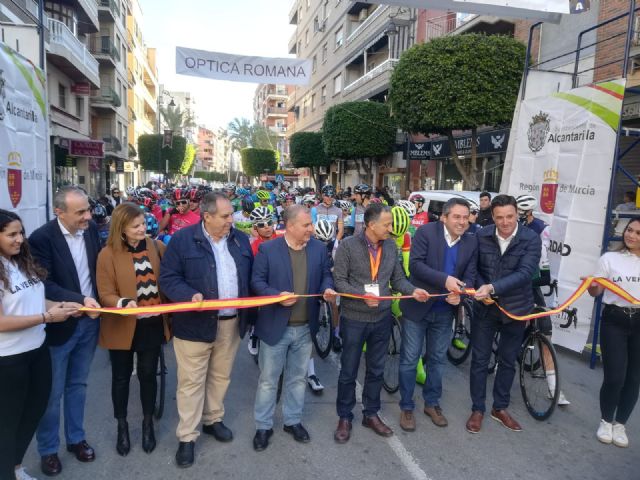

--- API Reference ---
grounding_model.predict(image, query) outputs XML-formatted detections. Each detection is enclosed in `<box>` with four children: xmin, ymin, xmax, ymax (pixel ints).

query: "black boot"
<box><xmin>142</xmin><ymin>415</ymin><xmax>156</xmax><ymax>453</ymax></box>
<box><xmin>116</xmin><ymin>418</ymin><xmax>130</xmax><ymax>456</ymax></box>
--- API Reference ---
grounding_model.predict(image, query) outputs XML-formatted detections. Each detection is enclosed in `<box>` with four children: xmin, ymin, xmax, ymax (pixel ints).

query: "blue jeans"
<box><xmin>36</xmin><ymin>317</ymin><xmax>99</xmax><ymax>455</ymax></box>
<box><xmin>399</xmin><ymin>309</ymin><xmax>453</xmax><ymax>410</ymax></box>
<box><xmin>254</xmin><ymin>325</ymin><xmax>312</xmax><ymax>430</ymax></box>
<box><xmin>469</xmin><ymin>306</ymin><xmax>526</xmax><ymax>413</ymax></box>
<box><xmin>336</xmin><ymin>315</ymin><xmax>391</xmax><ymax>421</ymax></box>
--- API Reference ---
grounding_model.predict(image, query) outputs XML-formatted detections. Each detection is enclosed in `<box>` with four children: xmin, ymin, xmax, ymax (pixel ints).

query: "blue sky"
<box><xmin>139</xmin><ymin>0</ymin><xmax>296</xmax><ymax>130</ymax></box>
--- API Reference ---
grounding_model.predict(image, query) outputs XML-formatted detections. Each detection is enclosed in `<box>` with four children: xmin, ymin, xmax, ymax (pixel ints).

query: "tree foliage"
<box><xmin>160</xmin><ymin>105</ymin><xmax>196</xmax><ymax>135</ymax></box>
<box><xmin>137</xmin><ymin>134</ymin><xmax>187</xmax><ymax>174</ymax></box>
<box><xmin>227</xmin><ymin>117</ymin><xmax>279</xmax><ymax>151</ymax></box>
<box><xmin>180</xmin><ymin>143</ymin><xmax>196</xmax><ymax>175</ymax></box>
<box><xmin>193</xmin><ymin>171</ymin><xmax>228</xmax><ymax>183</ymax></box>
<box><xmin>240</xmin><ymin>148</ymin><xmax>277</xmax><ymax>178</ymax></box>
<box><xmin>322</xmin><ymin>101</ymin><xmax>396</xmax><ymax>159</ymax></box>
<box><xmin>389</xmin><ymin>33</ymin><xmax>526</xmax><ymax>188</ymax></box>
<box><xmin>290</xmin><ymin>131</ymin><xmax>329</xmax><ymax>188</ymax></box>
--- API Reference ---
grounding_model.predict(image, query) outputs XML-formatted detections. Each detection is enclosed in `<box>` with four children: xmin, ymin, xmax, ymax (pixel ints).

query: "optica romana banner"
<box><xmin>0</xmin><ymin>43</ymin><xmax>49</xmax><ymax>235</ymax></box>
<box><xmin>176</xmin><ymin>47</ymin><xmax>312</xmax><ymax>85</ymax></box>
<box><xmin>505</xmin><ymin>79</ymin><xmax>625</xmax><ymax>352</ymax></box>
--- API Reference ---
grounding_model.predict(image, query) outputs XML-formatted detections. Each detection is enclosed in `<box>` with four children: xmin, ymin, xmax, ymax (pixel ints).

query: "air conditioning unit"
<box><xmin>358</xmin><ymin>9</ymin><xmax>369</xmax><ymax>22</ymax></box>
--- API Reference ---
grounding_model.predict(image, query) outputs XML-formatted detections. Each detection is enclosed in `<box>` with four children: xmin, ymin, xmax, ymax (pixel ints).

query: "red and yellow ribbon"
<box><xmin>78</xmin><ymin>277</ymin><xmax>636</xmax><ymax>321</ymax></box>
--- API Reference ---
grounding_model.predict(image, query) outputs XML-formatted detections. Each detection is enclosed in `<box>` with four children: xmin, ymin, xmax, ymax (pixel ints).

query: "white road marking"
<box><xmin>328</xmin><ymin>353</ymin><xmax>432</xmax><ymax>480</ymax></box>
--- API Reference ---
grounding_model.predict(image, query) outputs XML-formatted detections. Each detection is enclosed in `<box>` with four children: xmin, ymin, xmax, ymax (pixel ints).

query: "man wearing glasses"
<box><xmin>249</xmin><ymin>207</ymin><xmax>282</xmax><ymax>256</ymax></box>
<box><xmin>159</xmin><ymin>188</ymin><xmax>200</xmax><ymax>236</ymax></box>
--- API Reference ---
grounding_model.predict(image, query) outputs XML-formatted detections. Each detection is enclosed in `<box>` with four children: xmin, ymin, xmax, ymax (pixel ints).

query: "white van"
<box><xmin>409</xmin><ymin>190</ymin><xmax>498</xmax><ymax>219</ymax></box>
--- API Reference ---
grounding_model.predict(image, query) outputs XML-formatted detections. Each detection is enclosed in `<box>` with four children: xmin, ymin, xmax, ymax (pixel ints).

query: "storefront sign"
<box><xmin>622</xmin><ymin>101</ymin><xmax>640</xmax><ymax>120</ymax></box>
<box><xmin>414</xmin><ymin>129</ymin><xmax>510</xmax><ymax>160</ymax></box>
<box><xmin>69</xmin><ymin>139</ymin><xmax>104</xmax><ymax>158</ymax></box>
<box><xmin>408</xmin><ymin>142</ymin><xmax>431</xmax><ymax>160</ymax></box>
<box><xmin>115</xmin><ymin>158</ymin><xmax>125</xmax><ymax>173</ymax></box>
<box><xmin>123</xmin><ymin>161</ymin><xmax>135</xmax><ymax>173</ymax></box>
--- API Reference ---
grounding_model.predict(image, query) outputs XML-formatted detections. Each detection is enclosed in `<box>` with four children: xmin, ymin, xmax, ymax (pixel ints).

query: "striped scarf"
<box><xmin>129</xmin><ymin>239</ymin><xmax>161</xmax><ymax>319</ymax></box>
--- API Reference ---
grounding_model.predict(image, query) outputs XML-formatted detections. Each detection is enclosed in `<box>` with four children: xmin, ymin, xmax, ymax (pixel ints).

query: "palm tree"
<box><xmin>160</xmin><ymin>105</ymin><xmax>196</xmax><ymax>135</ymax></box>
<box><xmin>227</xmin><ymin>117</ymin><xmax>253</xmax><ymax>151</ymax></box>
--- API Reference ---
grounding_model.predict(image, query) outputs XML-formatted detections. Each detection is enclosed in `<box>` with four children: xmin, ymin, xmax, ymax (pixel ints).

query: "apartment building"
<box><xmin>253</xmin><ymin>83</ymin><xmax>294</xmax><ymax>164</ymax></box>
<box><xmin>1</xmin><ymin>0</ymin><xmax>104</xmax><ymax>195</ymax></box>
<box><xmin>89</xmin><ymin>0</ymin><xmax>130</xmax><ymax>194</ymax></box>
<box><xmin>163</xmin><ymin>89</ymin><xmax>197</xmax><ymax>142</ymax></box>
<box><xmin>126</xmin><ymin>0</ymin><xmax>157</xmax><ymax>187</ymax></box>
<box><xmin>196</xmin><ymin>126</ymin><xmax>215</xmax><ymax>172</ymax></box>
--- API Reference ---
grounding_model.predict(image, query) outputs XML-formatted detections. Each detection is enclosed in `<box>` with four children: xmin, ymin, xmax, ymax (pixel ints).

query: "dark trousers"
<box><xmin>470</xmin><ymin>305</ymin><xmax>526</xmax><ymax>413</ymax></box>
<box><xmin>109</xmin><ymin>347</ymin><xmax>160</xmax><ymax>419</ymax></box>
<box><xmin>337</xmin><ymin>315</ymin><xmax>391</xmax><ymax>421</ymax></box>
<box><xmin>600</xmin><ymin>306</ymin><xmax>640</xmax><ymax>424</ymax></box>
<box><xmin>0</xmin><ymin>345</ymin><xmax>51</xmax><ymax>478</ymax></box>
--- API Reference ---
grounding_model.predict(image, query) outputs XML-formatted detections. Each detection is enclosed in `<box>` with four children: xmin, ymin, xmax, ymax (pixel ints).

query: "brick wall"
<box><xmin>594</xmin><ymin>0</ymin><xmax>634</xmax><ymax>82</ymax></box>
<box><xmin>513</xmin><ymin>20</ymin><xmax>541</xmax><ymax>64</ymax></box>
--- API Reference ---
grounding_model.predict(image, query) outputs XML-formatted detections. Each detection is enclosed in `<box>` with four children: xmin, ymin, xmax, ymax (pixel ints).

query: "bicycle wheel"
<box><xmin>447</xmin><ymin>301</ymin><xmax>473</xmax><ymax>365</ymax></box>
<box><xmin>154</xmin><ymin>345</ymin><xmax>167</xmax><ymax>420</ymax></box>
<box><xmin>312</xmin><ymin>300</ymin><xmax>332</xmax><ymax>359</ymax></box>
<box><xmin>383</xmin><ymin>316</ymin><xmax>402</xmax><ymax>394</ymax></box>
<box><xmin>520</xmin><ymin>332</ymin><xmax>559</xmax><ymax>421</ymax></box>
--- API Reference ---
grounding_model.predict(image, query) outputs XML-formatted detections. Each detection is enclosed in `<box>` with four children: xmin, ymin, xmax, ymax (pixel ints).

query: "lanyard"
<box><xmin>368</xmin><ymin>248</ymin><xmax>381</xmax><ymax>282</ymax></box>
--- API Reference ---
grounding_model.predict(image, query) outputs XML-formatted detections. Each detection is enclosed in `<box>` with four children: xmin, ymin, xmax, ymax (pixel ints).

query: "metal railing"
<box><xmin>91</xmin><ymin>86</ymin><xmax>121</xmax><ymax>108</ymax></box>
<box><xmin>89</xmin><ymin>36</ymin><xmax>121</xmax><ymax>62</ymax></box>
<box><xmin>80</xmin><ymin>0</ymin><xmax>98</xmax><ymax>22</ymax></box>
<box><xmin>98</xmin><ymin>0</ymin><xmax>120</xmax><ymax>20</ymax></box>
<box><xmin>267</xmin><ymin>107</ymin><xmax>288</xmax><ymax>115</ymax></box>
<box><xmin>343</xmin><ymin>58</ymin><xmax>398</xmax><ymax>94</ymax></box>
<box><xmin>47</xmin><ymin>18</ymin><xmax>99</xmax><ymax>81</ymax></box>
<box><xmin>346</xmin><ymin>5</ymin><xmax>389</xmax><ymax>46</ymax></box>
<box><xmin>425</xmin><ymin>13</ymin><xmax>477</xmax><ymax>41</ymax></box>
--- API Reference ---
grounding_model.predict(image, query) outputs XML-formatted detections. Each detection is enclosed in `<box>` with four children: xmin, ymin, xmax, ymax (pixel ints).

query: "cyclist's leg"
<box><xmin>307</xmin><ymin>353</ymin><xmax>324</xmax><ymax>392</ymax></box>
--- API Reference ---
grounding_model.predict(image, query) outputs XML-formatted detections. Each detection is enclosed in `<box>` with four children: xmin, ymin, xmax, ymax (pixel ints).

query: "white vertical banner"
<box><xmin>505</xmin><ymin>79</ymin><xmax>625</xmax><ymax>352</ymax></box>
<box><xmin>0</xmin><ymin>43</ymin><xmax>49</xmax><ymax>235</ymax></box>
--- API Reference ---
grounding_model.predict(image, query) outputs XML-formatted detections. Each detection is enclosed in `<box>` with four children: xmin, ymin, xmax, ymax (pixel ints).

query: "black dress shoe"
<box><xmin>116</xmin><ymin>419</ymin><xmax>130</xmax><ymax>456</ymax></box>
<box><xmin>142</xmin><ymin>417</ymin><xmax>156</xmax><ymax>453</ymax></box>
<box><xmin>66</xmin><ymin>440</ymin><xmax>95</xmax><ymax>462</ymax></box>
<box><xmin>283</xmin><ymin>423</ymin><xmax>310</xmax><ymax>443</ymax></box>
<box><xmin>253</xmin><ymin>429</ymin><xmax>273</xmax><ymax>452</ymax></box>
<box><xmin>40</xmin><ymin>453</ymin><xmax>62</xmax><ymax>476</ymax></box>
<box><xmin>175</xmin><ymin>441</ymin><xmax>194</xmax><ymax>468</ymax></box>
<box><xmin>202</xmin><ymin>421</ymin><xmax>233</xmax><ymax>442</ymax></box>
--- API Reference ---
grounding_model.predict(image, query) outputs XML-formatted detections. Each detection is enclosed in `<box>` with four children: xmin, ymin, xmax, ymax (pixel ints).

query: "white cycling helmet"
<box><xmin>397</xmin><ymin>199</ymin><xmax>416</xmax><ymax>218</ymax></box>
<box><xmin>337</xmin><ymin>200</ymin><xmax>352</xmax><ymax>210</ymax></box>
<box><xmin>250</xmin><ymin>206</ymin><xmax>271</xmax><ymax>224</ymax></box>
<box><xmin>314</xmin><ymin>219</ymin><xmax>334</xmax><ymax>241</ymax></box>
<box><xmin>302</xmin><ymin>194</ymin><xmax>316</xmax><ymax>205</ymax></box>
<box><xmin>516</xmin><ymin>194</ymin><xmax>537</xmax><ymax>212</ymax></box>
<box><xmin>467</xmin><ymin>199</ymin><xmax>479</xmax><ymax>214</ymax></box>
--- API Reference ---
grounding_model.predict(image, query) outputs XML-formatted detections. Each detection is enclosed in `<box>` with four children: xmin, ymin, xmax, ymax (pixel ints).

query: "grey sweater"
<box><xmin>333</xmin><ymin>233</ymin><xmax>415</xmax><ymax>322</ymax></box>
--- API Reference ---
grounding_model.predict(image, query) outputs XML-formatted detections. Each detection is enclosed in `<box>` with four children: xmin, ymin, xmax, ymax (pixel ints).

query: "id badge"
<box><xmin>364</xmin><ymin>283</ymin><xmax>380</xmax><ymax>297</ymax></box>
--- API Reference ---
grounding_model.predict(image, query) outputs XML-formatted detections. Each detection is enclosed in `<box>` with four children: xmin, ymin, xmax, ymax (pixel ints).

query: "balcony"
<box><xmin>78</xmin><ymin>0</ymin><xmax>100</xmax><ymax>32</ymax></box>
<box><xmin>289</xmin><ymin>1</ymin><xmax>298</xmax><ymax>25</ymax></box>
<box><xmin>46</xmin><ymin>18</ymin><xmax>100</xmax><ymax>87</ymax></box>
<box><xmin>267</xmin><ymin>107</ymin><xmax>288</xmax><ymax>116</ymax></box>
<box><xmin>269</xmin><ymin>125</ymin><xmax>288</xmax><ymax>135</ymax></box>
<box><xmin>343</xmin><ymin>58</ymin><xmax>398</xmax><ymax>99</ymax></box>
<box><xmin>89</xmin><ymin>36</ymin><xmax>121</xmax><ymax>65</ymax></box>
<box><xmin>288</xmin><ymin>32</ymin><xmax>297</xmax><ymax>55</ymax></box>
<box><xmin>346</xmin><ymin>5</ymin><xmax>389</xmax><ymax>47</ymax></box>
<box><xmin>90</xmin><ymin>86</ymin><xmax>122</xmax><ymax>110</ymax></box>
<box><xmin>102</xmin><ymin>135</ymin><xmax>122</xmax><ymax>153</ymax></box>
<box><xmin>97</xmin><ymin>0</ymin><xmax>120</xmax><ymax>22</ymax></box>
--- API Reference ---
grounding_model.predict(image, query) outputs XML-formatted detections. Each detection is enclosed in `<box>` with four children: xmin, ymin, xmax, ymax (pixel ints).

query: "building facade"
<box><xmin>196</xmin><ymin>125</ymin><xmax>214</xmax><ymax>172</ymax></box>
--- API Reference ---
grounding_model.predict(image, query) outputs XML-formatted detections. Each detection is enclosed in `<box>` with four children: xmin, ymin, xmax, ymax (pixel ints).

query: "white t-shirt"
<box><xmin>594</xmin><ymin>251</ymin><xmax>640</xmax><ymax>306</ymax></box>
<box><xmin>0</xmin><ymin>258</ymin><xmax>46</xmax><ymax>356</ymax></box>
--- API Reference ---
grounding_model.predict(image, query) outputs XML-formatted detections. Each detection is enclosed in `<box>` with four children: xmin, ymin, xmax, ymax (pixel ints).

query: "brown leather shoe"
<box><xmin>66</xmin><ymin>440</ymin><xmax>95</xmax><ymax>462</ymax></box>
<box><xmin>362</xmin><ymin>415</ymin><xmax>393</xmax><ymax>437</ymax></box>
<box><xmin>334</xmin><ymin>418</ymin><xmax>352</xmax><ymax>444</ymax></box>
<box><xmin>40</xmin><ymin>453</ymin><xmax>62</xmax><ymax>476</ymax></box>
<box><xmin>490</xmin><ymin>408</ymin><xmax>522</xmax><ymax>432</ymax></box>
<box><xmin>423</xmin><ymin>405</ymin><xmax>448</xmax><ymax>427</ymax></box>
<box><xmin>399</xmin><ymin>410</ymin><xmax>416</xmax><ymax>432</ymax></box>
<box><xmin>466</xmin><ymin>411</ymin><xmax>484</xmax><ymax>434</ymax></box>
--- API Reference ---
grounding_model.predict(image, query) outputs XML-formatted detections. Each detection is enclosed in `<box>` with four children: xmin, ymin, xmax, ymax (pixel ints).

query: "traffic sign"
<box><xmin>275</xmin><ymin>174</ymin><xmax>284</xmax><ymax>183</ymax></box>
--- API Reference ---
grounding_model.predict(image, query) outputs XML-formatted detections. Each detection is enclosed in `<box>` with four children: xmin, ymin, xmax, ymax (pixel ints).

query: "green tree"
<box><xmin>240</xmin><ymin>148</ymin><xmax>277</xmax><ymax>178</ymax></box>
<box><xmin>251</xmin><ymin>124</ymin><xmax>279</xmax><ymax>150</ymax></box>
<box><xmin>180</xmin><ymin>143</ymin><xmax>197</xmax><ymax>175</ymax></box>
<box><xmin>390</xmin><ymin>34</ymin><xmax>526</xmax><ymax>189</ymax></box>
<box><xmin>193</xmin><ymin>171</ymin><xmax>228</xmax><ymax>183</ymax></box>
<box><xmin>322</xmin><ymin>101</ymin><xmax>396</xmax><ymax>183</ymax></box>
<box><xmin>289</xmin><ymin>131</ymin><xmax>329</xmax><ymax>188</ymax></box>
<box><xmin>160</xmin><ymin>105</ymin><xmax>196</xmax><ymax>135</ymax></box>
<box><xmin>137</xmin><ymin>134</ymin><xmax>187</xmax><ymax>176</ymax></box>
<box><xmin>227</xmin><ymin>117</ymin><xmax>252</xmax><ymax>150</ymax></box>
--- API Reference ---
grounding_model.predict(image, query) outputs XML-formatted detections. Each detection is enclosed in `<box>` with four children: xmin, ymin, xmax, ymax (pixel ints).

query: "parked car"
<box><xmin>409</xmin><ymin>190</ymin><xmax>498</xmax><ymax>219</ymax></box>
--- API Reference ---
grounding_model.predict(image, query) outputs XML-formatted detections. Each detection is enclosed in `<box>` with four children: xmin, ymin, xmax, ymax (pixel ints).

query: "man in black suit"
<box><xmin>29</xmin><ymin>186</ymin><xmax>101</xmax><ymax>476</ymax></box>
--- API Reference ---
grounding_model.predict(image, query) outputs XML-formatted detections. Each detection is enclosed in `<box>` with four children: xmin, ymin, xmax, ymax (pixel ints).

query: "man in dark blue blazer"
<box><xmin>399</xmin><ymin>198</ymin><xmax>477</xmax><ymax>432</ymax></box>
<box><xmin>159</xmin><ymin>192</ymin><xmax>253</xmax><ymax>468</ymax></box>
<box><xmin>29</xmin><ymin>186</ymin><xmax>102</xmax><ymax>476</ymax></box>
<box><xmin>467</xmin><ymin>194</ymin><xmax>541</xmax><ymax>435</ymax></box>
<box><xmin>251</xmin><ymin>204</ymin><xmax>336</xmax><ymax>452</ymax></box>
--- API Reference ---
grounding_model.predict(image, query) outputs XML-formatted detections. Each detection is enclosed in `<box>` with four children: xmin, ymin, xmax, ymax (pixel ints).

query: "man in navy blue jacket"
<box><xmin>160</xmin><ymin>192</ymin><xmax>253</xmax><ymax>468</ymax></box>
<box><xmin>467</xmin><ymin>194</ymin><xmax>541</xmax><ymax>434</ymax></box>
<box><xmin>251</xmin><ymin>204</ymin><xmax>336</xmax><ymax>451</ymax></box>
<box><xmin>399</xmin><ymin>198</ymin><xmax>478</xmax><ymax>432</ymax></box>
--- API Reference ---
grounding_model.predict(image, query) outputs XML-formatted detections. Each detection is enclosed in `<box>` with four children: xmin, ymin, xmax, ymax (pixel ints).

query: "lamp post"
<box><xmin>157</xmin><ymin>90</ymin><xmax>175</xmax><ymax>185</ymax></box>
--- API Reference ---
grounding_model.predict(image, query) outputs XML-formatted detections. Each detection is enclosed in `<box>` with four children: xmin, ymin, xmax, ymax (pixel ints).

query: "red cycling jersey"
<box><xmin>411</xmin><ymin>211</ymin><xmax>430</xmax><ymax>229</ymax></box>
<box><xmin>167</xmin><ymin>210</ymin><xmax>200</xmax><ymax>235</ymax></box>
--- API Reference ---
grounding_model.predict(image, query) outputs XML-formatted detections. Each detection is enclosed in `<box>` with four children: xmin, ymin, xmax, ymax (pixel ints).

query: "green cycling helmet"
<box><xmin>391</xmin><ymin>205</ymin><xmax>410</xmax><ymax>237</ymax></box>
<box><xmin>256</xmin><ymin>190</ymin><xmax>270</xmax><ymax>200</ymax></box>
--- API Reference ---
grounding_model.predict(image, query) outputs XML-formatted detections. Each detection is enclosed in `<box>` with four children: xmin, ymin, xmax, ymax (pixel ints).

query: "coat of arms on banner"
<box><xmin>7</xmin><ymin>151</ymin><xmax>22</xmax><ymax>207</ymax></box>
<box><xmin>540</xmin><ymin>168</ymin><xmax>559</xmax><ymax>214</ymax></box>
<box><xmin>527</xmin><ymin>111</ymin><xmax>550</xmax><ymax>153</ymax></box>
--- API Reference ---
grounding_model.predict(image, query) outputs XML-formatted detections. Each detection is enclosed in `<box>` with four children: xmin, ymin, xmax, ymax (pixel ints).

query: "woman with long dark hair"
<box><xmin>589</xmin><ymin>217</ymin><xmax>640</xmax><ymax>448</ymax></box>
<box><xmin>0</xmin><ymin>209</ymin><xmax>80</xmax><ymax>480</ymax></box>
<box><xmin>96</xmin><ymin>203</ymin><xmax>170</xmax><ymax>456</ymax></box>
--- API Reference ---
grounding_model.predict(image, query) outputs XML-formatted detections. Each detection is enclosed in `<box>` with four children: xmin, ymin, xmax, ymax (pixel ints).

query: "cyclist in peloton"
<box><xmin>351</xmin><ymin>183</ymin><xmax>372</xmax><ymax>235</ymax></box>
<box><xmin>233</xmin><ymin>197</ymin><xmax>255</xmax><ymax>237</ymax></box>
<box><xmin>158</xmin><ymin>188</ymin><xmax>200</xmax><ymax>236</ymax></box>
<box><xmin>516</xmin><ymin>194</ymin><xmax>570</xmax><ymax>406</ymax></box>
<box><xmin>410</xmin><ymin>194</ymin><xmax>430</xmax><ymax>232</ymax></box>
<box><xmin>249</xmin><ymin>207</ymin><xmax>282</xmax><ymax>256</ymax></box>
<box><xmin>312</xmin><ymin>185</ymin><xmax>344</xmax><ymax>242</ymax></box>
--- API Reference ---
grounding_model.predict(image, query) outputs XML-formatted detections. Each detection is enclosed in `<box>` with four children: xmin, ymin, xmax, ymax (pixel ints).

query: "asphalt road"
<box><xmin>24</xmin><ymin>341</ymin><xmax>639</xmax><ymax>480</ymax></box>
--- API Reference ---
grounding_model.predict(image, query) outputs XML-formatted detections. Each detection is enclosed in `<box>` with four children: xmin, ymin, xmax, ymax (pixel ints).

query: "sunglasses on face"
<box><xmin>113</xmin><ymin>191</ymin><xmax>120</xmax><ymax>195</ymax></box>
<box><xmin>255</xmin><ymin>221</ymin><xmax>273</xmax><ymax>228</ymax></box>
<box><xmin>176</xmin><ymin>200</ymin><xmax>189</xmax><ymax>206</ymax></box>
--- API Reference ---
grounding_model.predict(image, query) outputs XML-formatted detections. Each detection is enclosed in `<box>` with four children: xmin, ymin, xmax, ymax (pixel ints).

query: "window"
<box><xmin>311</xmin><ymin>93</ymin><xmax>316</xmax><ymax>112</ymax></box>
<box><xmin>321</xmin><ymin>85</ymin><xmax>327</xmax><ymax>104</ymax></box>
<box><xmin>302</xmin><ymin>99</ymin><xmax>308</xmax><ymax>117</ymax></box>
<box><xmin>45</xmin><ymin>2</ymin><xmax>78</xmax><ymax>35</ymax></box>
<box><xmin>312</xmin><ymin>55</ymin><xmax>317</xmax><ymax>73</ymax></box>
<box><xmin>58</xmin><ymin>83</ymin><xmax>66</xmax><ymax>110</ymax></box>
<box><xmin>322</xmin><ymin>43</ymin><xmax>328</xmax><ymax>63</ymax></box>
<box><xmin>75</xmin><ymin>97</ymin><xmax>83</xmax><ymax>119</ymax></box>
<box><xmin>305</xmin><ymin>29</ymin><xmax>309</xmax><ymax>46</ymax></box>
<box><xmin>333</xmin><ymin>73</ymin><xmax>342</xmax><ymax>94</ymax></box>
<box><xmin>335</xmin><ymin>27</ymin><xmax>343</xmax><ymax>49</ymax></box>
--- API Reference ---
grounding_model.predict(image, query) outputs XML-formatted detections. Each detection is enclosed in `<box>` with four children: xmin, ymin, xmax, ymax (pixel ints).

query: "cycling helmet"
<box><xmin>125</xmin><ymin>186</ymin><xmax>136</xmax><ymax>196</ymax></box>
<box><xmin>173</xmin><ymin>188</ymin><xmax>189</xmax><ymax>201</ymax></box>
<box><xmin>223</xmin><ymin>182</ymin><xmax>236</xmax><ymax>192</ymax></box>
<box><xmin>391</xmin><ymin>206</ymin><xmax>410</xmax><ymax>237</ymax></box>
<box><xmin>236</xmin><ymin>187</ymin><xmax>249</xmax><ymax>197</ymax></box>
<box><xmin>144</xmin><ymin>212</ymin><xmax>159</xmax><ymax>237</ymax></box>
<box><xmin>314</xmin><ymin>219</ymin><xmax>335</xmax><ymax>242</ymax></box>
<box><xmin>302</xmin><ymin>194</ymin><xmax>316</xmax><ymax>205</ymax></box>
<box><xmin>337</xmin><ymin>200</ymin><xmax>352</xmax><ymax>210</ymax></box>
<box><xmin>354</xmin><ymin>183</ymin><xmax>372</xmax><ymax>195</ymax></box>
<box><xmin>91</xmin><ymin>203</ymin><xmax>108</xmax><ymax>223</ymax></box>
<box><xmin>264</xmin><ymin>181</ymin><xmax>274</xmax><ymax>190</ymax></box>
<box><xmin>155</xmin><ymin>188</ymin><xmax>164</xmax><ymax>196</ymax></box>
<box><xmin>284</xmin><ymin>193</ymin><xmax>296</xmax><ymax>202</ymax></box>
<box><xmin>411</xmin><ymin>194</ymin><xmax>425</xmax><ymax>204</ymax></box>
<box><xmin>278</xmin><ymin>191</ymin><xmax>288</xmax><ymax>202</ymax></box>
<box><xmin>516</xmin><ymin>194</ymin><xmax>537</xmax><ymax>212</ymax></box>
<box><xmin>321</xmin><ymin>184</ymin><xmax>335</xmax><ymax>197</ymax></box>
<box><xmin>397</xmin><ymin>199</ymin><xmax>416</xmax><ymax>218</ymax></box>
<box><xmin>250</xmin><ymin>206</ymin><xmax>271</xmax><ymax>224</ymax></box>
<box><xmin>289</xmin><ymin>187</ymin><xmax>299</xmax><ymax>196</ymax></box>
<box><xmin>369</xmin><ymin>197</ymin><xmax>382</xmax><ymax>204</ymax></box>
<box><xmin>282</xmin><ymin>180</ymin><xmax>291</xmax><ymax>188</ymax></box>
<box><xmin>256</xmin><ymin>190</ymin><xmax>271</xmax><ymax>201</ymax></box>
<box><xmin>467</xmin><ymin>199</ymin><xmax>480</xmax><ymax>214</ymax></box>
<box><xmin>188</xmin><ymin>187</ymin><xmax>203</xmax><ymax>202</ymax></box>
<box><xmin>241</xmin><ymin>197</ymin><xmax>255</xmax><ymax>213</ymax></box>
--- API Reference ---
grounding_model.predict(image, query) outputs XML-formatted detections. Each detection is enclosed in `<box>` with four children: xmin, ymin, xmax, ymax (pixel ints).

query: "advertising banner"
<box><xmin>0</xmin><ymin>43</ymin><xmax>49</xmax><ymax>235</ymax></box>
<box><xmin>505</xmin><ymin>79</ymin><xmax>625</xmax><ymax>352</ymax></box>
<box><xmin>176</xmin><ymin>47</ymin><xmax>312</xmax><ymax>85</ymax></box>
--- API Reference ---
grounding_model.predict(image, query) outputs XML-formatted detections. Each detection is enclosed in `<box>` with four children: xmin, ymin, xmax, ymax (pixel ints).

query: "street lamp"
<box><xmin>157</xmin><ymin>90</ymin><xmax>175</xmax><ymax>184</ymax></box>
